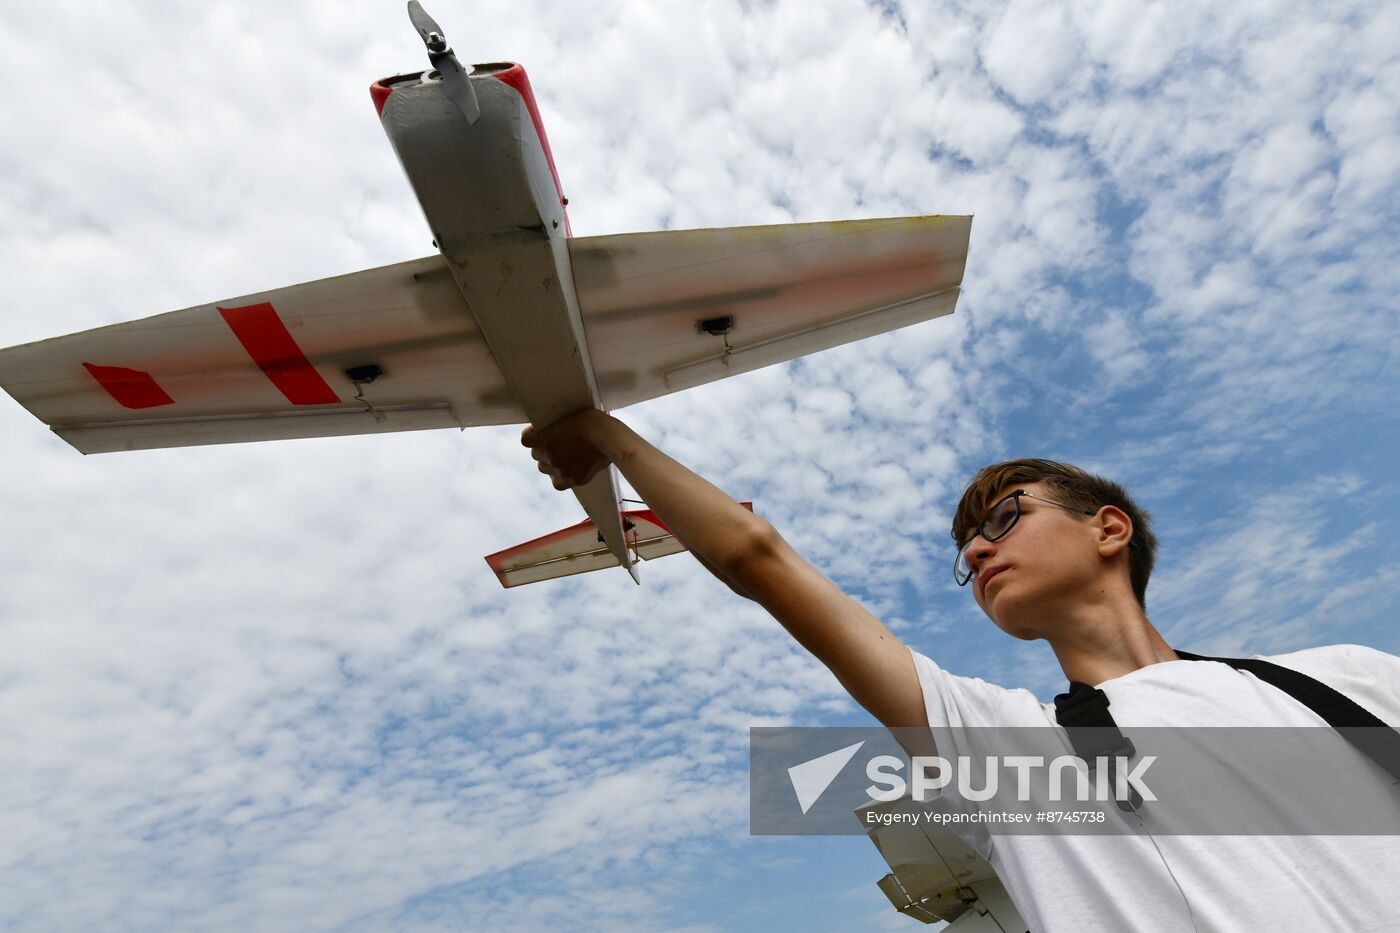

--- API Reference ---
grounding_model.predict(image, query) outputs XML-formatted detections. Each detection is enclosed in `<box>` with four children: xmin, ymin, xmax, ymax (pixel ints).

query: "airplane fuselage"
<box><xmin>372</xmin><ymin>64</ymin><xmax>633</xmax><ymax>571</ymax></box>
<box><xmin>373</xmin><ymin>63</ymin><xmax>591</xmax><ymax>422</ymax></box>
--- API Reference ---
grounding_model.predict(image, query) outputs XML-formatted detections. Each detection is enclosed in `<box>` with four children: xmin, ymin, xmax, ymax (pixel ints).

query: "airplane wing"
<box><xmin>569</xmin><ymin>215</ymin><xmax>971</xmax><ymax>410</ymax></box>
<box><xmin>486</xmin><ymin>503</ymin><xmax>752</xmax><ymax>587</ymax></box>
<box><xmin>2</xmin><ymin>213</ymin><xmax>968</xmax><ymax>584</ymax></box>
<box><xmin>0</xmin><ymin>255</ymin><xmax>518</xmax><ymax>453</ymax></box>
<box><xmin>0</xmin><ymin>215</ymin><xmax>969</xmax><ymax>455</ymax></box>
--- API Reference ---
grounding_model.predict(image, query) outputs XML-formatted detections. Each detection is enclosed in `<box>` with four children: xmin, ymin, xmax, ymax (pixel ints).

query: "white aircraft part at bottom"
<box><xmin>860</xmin><ymin>798</ymin><xmax>1028</xmax><ymax>928</ymax></box>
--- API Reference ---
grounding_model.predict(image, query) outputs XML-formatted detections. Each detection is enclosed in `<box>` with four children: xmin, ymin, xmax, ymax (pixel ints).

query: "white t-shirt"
<box><xmin>910</xmin><ymin>643</ymin><xmax>1400</xmax><ymax>933</ymax></box>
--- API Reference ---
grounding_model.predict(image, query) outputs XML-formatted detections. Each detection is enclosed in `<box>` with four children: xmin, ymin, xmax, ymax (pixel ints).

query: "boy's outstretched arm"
<box><xmin>522</xmin><ymin>408</ymin><xmax>929</xmax><ymax>729</ymax></box>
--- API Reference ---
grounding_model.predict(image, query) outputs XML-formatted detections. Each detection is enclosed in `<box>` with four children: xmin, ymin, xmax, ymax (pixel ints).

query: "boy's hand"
<box><xmin>521</xmin><ymin>408</ymin><xmax>617</xmax><ymax>490</ymax></box>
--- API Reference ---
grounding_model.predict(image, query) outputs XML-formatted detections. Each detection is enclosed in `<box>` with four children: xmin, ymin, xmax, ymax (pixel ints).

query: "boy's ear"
<box><xmin>1095</xmin><ymin>505</ymin><xmax>1134</xmax><ymax>557</ymax></box>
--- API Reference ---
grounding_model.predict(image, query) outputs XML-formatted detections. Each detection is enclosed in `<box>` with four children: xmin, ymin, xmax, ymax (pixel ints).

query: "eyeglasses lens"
<box><xmin>985</xmin><ymin>496</ymin><xmax>1019</xmax><ymax>539</ymax></box>
<box><xmin>954</xmin><ymin>495</ymin><xmax>1020</xmax><ymax>586</ymax></box>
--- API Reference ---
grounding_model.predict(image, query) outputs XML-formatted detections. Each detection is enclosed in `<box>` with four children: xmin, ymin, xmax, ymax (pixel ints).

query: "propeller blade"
<box><xmin>437</xmin><ymin>53</ymin><xmax>481</xmax><ymax>125</ymax></box>
<box><xmin>405</xmin><ymin>1</ymin><xmax>480</xmax><ymax>126</ymax></box>
<box><xmin>407</xmin><ymin>1</ymin><xmax>446</xmax><ymax>51</ymax></box>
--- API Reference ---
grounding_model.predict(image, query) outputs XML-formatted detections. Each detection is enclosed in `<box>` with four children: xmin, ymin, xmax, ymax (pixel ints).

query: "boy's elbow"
<box><xmin>721</xmin><ymin>518</ymin><xmax>788</xmax><ymax>587</ymax></box>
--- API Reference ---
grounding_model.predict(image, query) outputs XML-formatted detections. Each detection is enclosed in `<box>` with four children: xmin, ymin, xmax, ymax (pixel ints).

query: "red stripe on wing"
<box><xmin>218</xmin><ymin>302</ymin><xmax>340</xmax><ymax>405</ymax></box>
<box><xmin>82</xmin><ymin>363</ymin><xmax>175</xmax><ymax>409</ymax></box>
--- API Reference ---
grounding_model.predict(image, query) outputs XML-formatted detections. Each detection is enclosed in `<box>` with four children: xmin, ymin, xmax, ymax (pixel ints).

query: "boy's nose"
<box><xmin>964</xmin><ymin>538</ymin><xmax>997</xmax><ymax>574</ymax></box>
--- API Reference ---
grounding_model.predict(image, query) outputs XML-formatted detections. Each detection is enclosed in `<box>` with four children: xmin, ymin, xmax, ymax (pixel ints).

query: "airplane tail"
<box><xmin>485</xmin><ymin>502</ymin><xmax>753</xmax><ymax>588</ymax></box>
<box><xmin>570</xmin><ymin>466</ymin><xmax>638</xmax><ymax>582</ymax></box>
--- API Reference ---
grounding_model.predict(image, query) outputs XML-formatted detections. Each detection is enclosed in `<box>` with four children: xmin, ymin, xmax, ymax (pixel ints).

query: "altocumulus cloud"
<box><xmin>1</xmin><ymin>0</ymin><xmax>1397</xmax><ymax>929</ymax></box>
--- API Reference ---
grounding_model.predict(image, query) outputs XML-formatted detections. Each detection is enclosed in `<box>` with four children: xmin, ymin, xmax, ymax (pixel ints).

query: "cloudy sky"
<box><xmin>2</xmin><ymin>0</ymin><xmax>1397</xmax><ymax>929</ymax></box>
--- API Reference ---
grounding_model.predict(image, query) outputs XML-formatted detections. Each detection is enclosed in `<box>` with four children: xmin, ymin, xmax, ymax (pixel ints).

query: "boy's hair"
<box><xmin>951</xmin><ymin>459</ymin><xmax>1158</xmax><ymax>609</ymax></box>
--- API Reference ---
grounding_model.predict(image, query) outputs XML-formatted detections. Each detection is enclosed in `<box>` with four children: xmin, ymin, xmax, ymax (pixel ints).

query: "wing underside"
<box><xmin>0</xmin><ymin>215</ymin><xmax>970</xmax><ymax>456</ymax></box>
<box><xmin>0</xmin><ymin>255</ymin><xmax>519</xmax><ymax>453</ymax></box>
<box><xmin>570</xmin><ymin>215</ymin><xmax>971</xmax><ymax>410</ymax></box>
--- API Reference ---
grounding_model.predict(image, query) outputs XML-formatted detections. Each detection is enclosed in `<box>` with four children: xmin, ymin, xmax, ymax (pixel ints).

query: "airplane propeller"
<box><xmin>407</xmin><ymin>1</ymin><xmax>480</xmax><ymax>125</ymax></box>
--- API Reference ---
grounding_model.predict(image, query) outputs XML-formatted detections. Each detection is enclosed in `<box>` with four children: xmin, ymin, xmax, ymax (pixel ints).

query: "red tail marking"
<box><xmin>218</xmin><ymin>303</ymin><xmax>339</xmax><ymax>405</ymax></box>
<box><xmin>82</xmin><ymin>363</ymin><xmax>175</xmax><ymax>409</ymax></box>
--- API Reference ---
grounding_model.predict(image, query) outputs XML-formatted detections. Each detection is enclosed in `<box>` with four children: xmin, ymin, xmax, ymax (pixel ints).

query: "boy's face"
<box><xmin>962</xmin><ymin>481</ymin><xmax>1106</xmax><ymax>639</ymax></box>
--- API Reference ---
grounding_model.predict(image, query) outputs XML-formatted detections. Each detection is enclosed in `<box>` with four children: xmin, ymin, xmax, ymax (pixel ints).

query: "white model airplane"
<box><xmin>0</xmin><ymin>3</ymin><xmax>971</xmax><ymax>588</ymax></box>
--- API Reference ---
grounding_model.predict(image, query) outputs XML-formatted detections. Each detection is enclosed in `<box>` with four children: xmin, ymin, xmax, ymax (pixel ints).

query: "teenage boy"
<box><xmin>522</xmin><ymin>408</ymin><xmax>1400</xmax><ymax>932</ymax></box>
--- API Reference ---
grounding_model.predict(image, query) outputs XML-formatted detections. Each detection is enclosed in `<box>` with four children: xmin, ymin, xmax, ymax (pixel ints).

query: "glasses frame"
<box><xmin>954</xmin><ymin>489</ymin><xmax>1098</xmax><ymax>586</ymax></box>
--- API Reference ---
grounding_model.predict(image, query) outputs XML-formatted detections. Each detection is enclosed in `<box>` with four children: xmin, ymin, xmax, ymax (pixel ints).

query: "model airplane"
<box><xmin>0</xmin><ymin>3</ymin><xmax>971</xmax><ymax>588</ymax></box>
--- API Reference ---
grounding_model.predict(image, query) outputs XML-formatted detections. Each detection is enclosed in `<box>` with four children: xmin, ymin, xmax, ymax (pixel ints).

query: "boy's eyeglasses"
<box><xmin>954</xmin><ymin>490</ymin><xmax>1097</xmax><ymax>586</ymax></box>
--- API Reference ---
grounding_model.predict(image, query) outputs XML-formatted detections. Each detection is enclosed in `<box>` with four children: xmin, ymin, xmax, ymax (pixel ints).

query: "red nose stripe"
<box><xmin>490</xmin><ymin>64</ymin><xmax>570</xmax><ymax>236</ymax></box>
<box><xmin>218</xmin><ymin>302</ymin><xmax>339</xmax><ymax>405</ymax></box>
<box><xmin>370</xmin><ymin>82</ymin><xmax>392</xmax><ymax>116</ymax></box>
<box><xmin>82</xmin><ymin>363</ymin><xmax>175</xmax><ymax>409</ymax></box>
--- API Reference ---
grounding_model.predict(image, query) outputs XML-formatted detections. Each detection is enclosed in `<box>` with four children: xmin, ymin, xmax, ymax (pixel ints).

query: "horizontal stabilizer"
<box><xmin>485</xmin><ymin>502</ymin><xmax>753</xmax><ymax>588</ymax></box>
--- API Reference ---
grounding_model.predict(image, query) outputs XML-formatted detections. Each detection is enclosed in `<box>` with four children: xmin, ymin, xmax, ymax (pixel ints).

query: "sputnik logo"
<box><xmin>787</xmin><ymin>741</ymin><xmax>866</xmax><ymax>814</ymax></box>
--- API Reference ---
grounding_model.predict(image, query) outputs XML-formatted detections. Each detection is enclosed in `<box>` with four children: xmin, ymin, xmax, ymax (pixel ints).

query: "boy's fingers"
<box><xmin>520</xmin><ymin>426</ymin><xmax>537</xmax><ymax>447</ymax></box>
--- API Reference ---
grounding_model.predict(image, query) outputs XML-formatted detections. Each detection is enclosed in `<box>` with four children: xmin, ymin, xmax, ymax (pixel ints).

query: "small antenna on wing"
<box><xmin>346</xmin><ymin>364</ymin><xmax>387</xmax><ymax>423</ymax></box>
<box><xmin>406</xmin><ymin>1</ymin><xmax>481</xmax><ymax>125</ymax></box>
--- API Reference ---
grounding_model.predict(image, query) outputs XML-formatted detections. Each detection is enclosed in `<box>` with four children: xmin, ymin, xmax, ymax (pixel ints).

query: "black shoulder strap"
<box><xmin>1053</xmin><ymin>681</ymin><xmax>1135</xmax><ymax>756</ymax></box>
<box><xmin>1172</xmin><ymin>650</ymin><xmax>1384</xmax><ymax>725</ymax></box>
<box><xmin>1172</xmin><ymin>649</ymin><xmax>1400</xmax><ymax>783</ymax></box>
<box><xmin>1054</xmin><ymin>651</ymin><xmax>1400</xmax><ymax>785</ymax></box>
<box><xmin>1053</xmin><ymin>681</ymin><xmax>1143</xmax><ymax>811</ymax></box>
